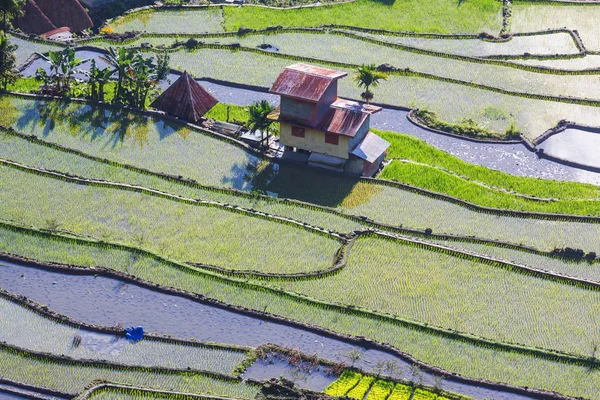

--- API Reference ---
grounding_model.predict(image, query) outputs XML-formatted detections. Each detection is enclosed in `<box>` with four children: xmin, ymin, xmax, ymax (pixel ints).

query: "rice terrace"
<box><xmin>4</xmin><ymin>0</ymin><xmax>600</xmax><ymax>399</ymax></box>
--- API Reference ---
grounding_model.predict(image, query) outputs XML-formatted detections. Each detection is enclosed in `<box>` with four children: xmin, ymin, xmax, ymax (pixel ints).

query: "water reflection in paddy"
<box><xmin>0</xmin><ymin>260</ymin><xmax>537</xmax><ymax>400</ymax></box>
<box><xmin>537</xmin><ymin>128</ymin><xmax>600</xmax><ymax>170</ymax></box>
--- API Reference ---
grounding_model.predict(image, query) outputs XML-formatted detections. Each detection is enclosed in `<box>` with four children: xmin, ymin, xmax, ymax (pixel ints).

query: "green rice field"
<box><xmin>271</xmin><ymin>235</ymin><xmax>600</xmax><ymax>357</ymax></box>
<box><xmin>0</xmin><ymin>345</ymin><xmax>259</xmax><ymax>397</ymax></box>
<box><xmin>512</xmin><ymin>2</ymin><xmax>600</xmax><ymax>51</ymax></box>
<box><xmin>2</xmin><ymin>224</ymin><xmax>600</xmax><ymax>399</ymax></box>
<box><xmin>0</xmin><ymin>164</ymin><xmax>342</xmax><ymax>274</ymax></box>
<box><xmin>0</xmin><ymin>297</ymin><xmax>248</xmax><ymax>374</ymax></box>
<box><xmin>110</xmin><ymin>8</ymin><xmax>225</xmax><ymax>34</ymax></box>
<box><xmin>5</xmin><ymin>1</ymin><xmax>600</xmax><ymax>398</ymax></box>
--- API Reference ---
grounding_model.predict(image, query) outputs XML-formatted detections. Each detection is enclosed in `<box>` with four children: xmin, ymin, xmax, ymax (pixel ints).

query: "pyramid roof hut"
<box><xmin>150</xmin><ymin>72</ymin><xmax>219</xmax><ymax>124</ymax></box>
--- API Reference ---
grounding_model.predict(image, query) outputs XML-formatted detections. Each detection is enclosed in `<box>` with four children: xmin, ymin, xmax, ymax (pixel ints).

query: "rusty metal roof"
<box><xmin>351</xmin><ymin>131</ymin><xmax>390</xmax><ymax>163</ymax></box>
<box><xmin>269</xmin><ymin>96</ymin><xmax>381</xmax><ymax>137</ymax></box>
<box><xmin>270</xmin><ymin>63</ymin><xmax>347</xmax><ymax>103</ymax></box>
<box><xmin>151</xmin><ymin>72</ymin><xmax>218</xmax><ymax>124</ymax></box>
<box><xmin>317</xmin><ymin>108</ymin><xmax>368</xmax><ymax>138</ymax></box>
<box><xmin>286</xmin><ymin>63</ymin><xmax>348</xmax><ymax>79</ymax></box>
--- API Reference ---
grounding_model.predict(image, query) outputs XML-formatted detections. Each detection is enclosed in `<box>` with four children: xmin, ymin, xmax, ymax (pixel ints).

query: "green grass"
<box><xmin>1</xmin><ymin>95</ymin><xmax>263</xmax><ymax>190</ymax></box>
<box><xmin>1</xmin><ymin>297</ymin><xmax>248</xmax><ymax>374</ymax></box>
<box><xmin>427</xmin><ymin>237</ymin><xmax>600</xmax><ymax>284</ymax></box>
<box><xmin>0</xmin><ymin>345</ymin><xmax>259</xmax><ymax>398</ymax></box>
<box><xmin>223</xmin><ymin>0</ymin><xmax>502</xmax><ymax>34</ymax></box>
<box><xmin>376</xmin><ymin>129</ymin><xmax>600</xmax><ymax>200</ymax></box>
<box><xmin>205</xmin><ymin>103</ymin><xmax>250</xmax><ymax>125</ymax></box>
<box><xmin>7</xmin><ymin>121</ymin><xmax>600</xmax><ymax>283</ymax></box>
<box><xmin>346</xmin><ymin>375</ymin><xmax>376</xmax><ymax>400</ymax></box>
<box><xmin>0</xmin><ymin>163</ymin><xmax>342</xmax><ymax>274</ymax></box>
<box><xmin>324</xmin><ymin>370</ymin><xmax>363</xmax><ymax>397</ymax></box>
<box><xmin>412</xmin><ymin>389</ymin><xmax>438</xmax><ymax>400</ymax></box>
<box><xmin>365</xmin><ymin>379</ymin><xmax>395</xmax><ymax>400</ymax></box>
<box><xmin>7</xmin><ymin>77</ymin><xmax>42</xmax><ymax>93</ymax></box>
<box><xmin>379</xmin><ymin>160</ymin><xmax>600</xmax><ymax>215</ymax></box>
<box><xmin>272</xmin><ymin>235</ymin><xmax>600</xmax><ymax>358</ymax></box>
<box><xmin>109</xmin><ymin>8</ymin><xmax>225</xmax><ymax>34</ymax></box>
<box><xmin>2</xmin><ymin>224</ymin><xmax>600</xmax><ymax>399</ymax></box>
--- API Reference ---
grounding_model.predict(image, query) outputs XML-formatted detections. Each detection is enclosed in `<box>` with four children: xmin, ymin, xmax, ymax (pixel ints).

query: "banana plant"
<box><xmin>35</xmin><ymin>48</ymin><xmax>88</xmax><ymax>95</ymax></box>
<box><xmin>100</xmin><ymin>47</ymin><xmax>136</xmax><ymax>104</ymax></box>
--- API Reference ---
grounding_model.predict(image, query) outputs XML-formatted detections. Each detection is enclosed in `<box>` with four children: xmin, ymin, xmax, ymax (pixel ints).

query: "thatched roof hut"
<box><xmin>151</xmin><ymin>72</ymin><xmax>219</xmax><ymax>124</ymax></box>
<box><xmin>14</xmin><ymin>0</ymin><xmax>92</xmax><ymax>34</ymax></box>
<box><xmin>14</xmin><ymin>0</ymin><xmax>56</xmax><ymax>34</ymax></box>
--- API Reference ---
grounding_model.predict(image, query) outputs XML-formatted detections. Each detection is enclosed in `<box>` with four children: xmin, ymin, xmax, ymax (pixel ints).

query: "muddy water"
<box><xmin>0</xmin><ymin>260</ymin><xmax>539</xmax><ymax>400</ymax></box>
<box><xmin>243</xmin><ymin>355</ymin><xmax>337</xmax><ymax>392</ymax></box>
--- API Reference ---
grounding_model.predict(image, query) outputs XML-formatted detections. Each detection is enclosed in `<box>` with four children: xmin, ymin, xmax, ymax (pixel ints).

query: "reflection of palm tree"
<box><xmin>354</xmin><ymin>64</ymin><xmax>387</xmax><ymax>104</ymax></box>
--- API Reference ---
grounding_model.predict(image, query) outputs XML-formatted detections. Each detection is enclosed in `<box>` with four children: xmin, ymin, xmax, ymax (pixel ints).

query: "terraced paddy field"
<box><xmin>512</xmin><ymin>2</ymin><xmax>600</xmax><ymax>52</ymax></box>
<box><xmin>3</xmin><ymin>226</ymin><xmax>600</xmax><ymax>399</ymax></box>
<box><xmin>11</xmin><ymin>33</ymin><xmax>600</xmax><ymax>139</ymax></box>
<box><xmin>108</xmin><ymin>0</ymin><xmax>502</xmax><ymax>34</ymax></box>
<box><xmin>5</xmin><ymin>1</ymin><xmax>600</xmax><ymax>399</ymax></box>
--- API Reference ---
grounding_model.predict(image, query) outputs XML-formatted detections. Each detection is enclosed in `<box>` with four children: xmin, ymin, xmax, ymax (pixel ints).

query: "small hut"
<box><xmin>151</xmin><ymin>72</ymin><xmax>219</xmax><ymax>124</ymax></box>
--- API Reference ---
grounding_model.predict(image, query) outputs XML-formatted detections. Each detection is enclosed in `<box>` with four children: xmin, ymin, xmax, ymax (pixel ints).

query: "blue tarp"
<box><xmin>125</xmin><ymin>326</ymin><xmax>144</xmax><ymax>341</ymax></box>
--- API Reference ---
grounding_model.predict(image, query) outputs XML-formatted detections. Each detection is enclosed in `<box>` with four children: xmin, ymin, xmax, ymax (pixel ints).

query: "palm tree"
<box><xmin>101</xmin><ymin>47</ymin><xmax>136</xmax><ymax>103</ymax></box>
<box><xmin>354</xmin><ymin>64</ymin><xmax>387</xmax><ymax>104</ymax></box>
<box><xmin>247</xmin><ymin>99</ymin><xmax>274</xmax><ymax>149</ymax></box>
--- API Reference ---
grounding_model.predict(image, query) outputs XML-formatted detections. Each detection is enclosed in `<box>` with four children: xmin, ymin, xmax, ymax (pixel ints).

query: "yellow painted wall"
<box><xmin>279</xmin><ymin>123</ymin><xmax>349</xmax><ymax>159</ymax></box>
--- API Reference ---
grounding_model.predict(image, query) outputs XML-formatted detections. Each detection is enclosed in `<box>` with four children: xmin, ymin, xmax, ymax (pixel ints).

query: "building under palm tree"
<box><xmin>267</xmin><ymin>63</ymin><xmax>389</xmax><ymax>176</ymax></box>
<box><xmin>151</xmin><ymin>71</ymin><xmax>218</xmax><ymax>124</ymax></box>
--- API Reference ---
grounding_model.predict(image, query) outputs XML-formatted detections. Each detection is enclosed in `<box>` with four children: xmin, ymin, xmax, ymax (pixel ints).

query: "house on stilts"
<box><xmin>267</xmin><ymin>63</ymin><xmax>390</xmax><ymax>177</ymax></box>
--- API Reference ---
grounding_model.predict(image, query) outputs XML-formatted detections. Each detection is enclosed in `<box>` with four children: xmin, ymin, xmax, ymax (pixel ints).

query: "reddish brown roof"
<box><xmin>151</xmin><ymin>72</ymin><xmax>219</xmax><ymax>124</ymax></box>
<box><xmin>269</xmin><ymin>97</ymin><xmax>381</xmax><ymax>137</ymax></box>
<box><xmin>40</xmin><ymin>26</ymin><xmax>71</xmax><ymax>38</ymax></box>
<box><xmin>317</xmin><ymin>108</ymin><xmax>368</xmax><ymax>138</ymax></box>
<box><xmin>14</xmin><ymin>0</ymin><xmax>56</xmax><ymax>35</ymax></box>
<box><xmin>270</xmin><ymin>63</ymin><xmax>347</xmax><ymax>103</ymax></box>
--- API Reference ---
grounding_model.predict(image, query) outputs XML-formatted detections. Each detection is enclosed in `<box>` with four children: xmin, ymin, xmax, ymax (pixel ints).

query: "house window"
<box><xmin>325</xmin><ymin>133</ymin><xmax>339</xmax><ymax>145</ymax></box>
<box><xmin>292</xmin><ymin>126</ymin><xmax>305</xmax><ymax>138</ymax></box>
